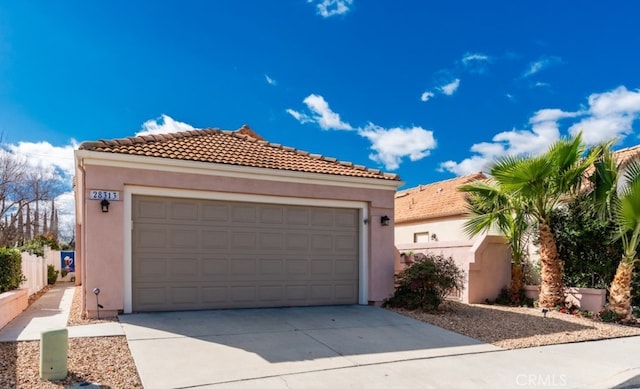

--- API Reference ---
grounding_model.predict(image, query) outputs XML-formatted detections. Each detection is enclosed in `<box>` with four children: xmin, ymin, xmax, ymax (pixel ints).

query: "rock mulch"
<box><xmin>0</xmin><ymin>284</ymin><xmax>142</xmax><ymax>388</ymax></box>
<box><xmin>390</xmin><ymin>301</ymin><xmax>640</xmax><ymax>349</ymax></box>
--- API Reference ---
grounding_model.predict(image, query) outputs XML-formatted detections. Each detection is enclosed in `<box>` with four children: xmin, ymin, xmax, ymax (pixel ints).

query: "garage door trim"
<box><xmin>122</xmin><ymin>185</ymin><xmax>369</xmax><ymax>313</ymax></box>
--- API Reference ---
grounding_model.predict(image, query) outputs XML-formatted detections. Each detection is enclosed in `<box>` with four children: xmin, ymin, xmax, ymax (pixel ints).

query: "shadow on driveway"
<box><xmin>119</xmin><ymin>305</ymin><xmax>499</xmax><ymax>388</ymax></box>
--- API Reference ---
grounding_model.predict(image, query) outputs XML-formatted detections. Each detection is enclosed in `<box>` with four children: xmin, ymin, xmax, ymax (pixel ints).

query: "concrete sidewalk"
<box><xmin>0</xmin><ymin>283</ymin><xmax>124</xmax><ymax>342</ymax></box>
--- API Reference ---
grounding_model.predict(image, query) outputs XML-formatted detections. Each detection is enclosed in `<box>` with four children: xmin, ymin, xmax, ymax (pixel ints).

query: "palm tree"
<box><xmin>587</xmin><ymin>142</ymin><xmax>640</xmax><ymax>321</ymax></box>
<box><xmin>460</xmin><ymin>178</ymin><xmax>531</xmax><ymax>297</ymax></box>
<box><xmin>486</xmin><ymin>134</ymin><xmax>600</xmax><ymax>307</ymax></box>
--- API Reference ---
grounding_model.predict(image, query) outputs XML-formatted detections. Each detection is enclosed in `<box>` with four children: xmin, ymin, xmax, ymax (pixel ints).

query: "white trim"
<box><xmin>76</xmin><ymin>149</ymin><xmax>403</xmax><ymax>191</ymax></box>
<box><xmin>123</xmin><ymin>185</ymin><xmax>370</xmax><ymax>313</ymax></box>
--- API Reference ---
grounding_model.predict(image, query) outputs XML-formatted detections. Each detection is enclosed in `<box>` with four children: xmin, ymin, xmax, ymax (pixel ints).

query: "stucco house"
<box><xmin>74</xmin><ymin>126</ymin><xmax>402</xmax><ymax>317</ymax></box>
<box><xmin>394</xmin><ymin>172</ymin><xmax>486</xmax><ymax>244</ymax></box>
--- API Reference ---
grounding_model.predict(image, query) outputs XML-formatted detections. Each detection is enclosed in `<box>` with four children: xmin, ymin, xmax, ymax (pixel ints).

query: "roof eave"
<box><xmin>75</xmin><ymin>149</ymin><xmax>404</xmax><ymax>190</ymax></box>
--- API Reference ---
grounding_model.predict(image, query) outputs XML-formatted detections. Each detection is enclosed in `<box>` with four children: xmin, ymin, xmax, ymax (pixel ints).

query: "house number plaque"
<box><xmin>89</xmin><ymin>190</ymin><xmax>121</xmax><ymax>201</ymax></box>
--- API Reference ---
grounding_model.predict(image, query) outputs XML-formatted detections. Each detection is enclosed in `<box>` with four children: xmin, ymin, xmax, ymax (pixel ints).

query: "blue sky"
<box><xmin>1</xmin><ymin>1</ymin><xmax>640</xmax><ymax>234</ymax></box>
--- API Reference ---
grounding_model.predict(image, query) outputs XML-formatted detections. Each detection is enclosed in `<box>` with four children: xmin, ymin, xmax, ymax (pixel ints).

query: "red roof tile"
<box><xmin>78</xmin><ymin>126</ymin><xmax>400</xmax><ymax>181</ymax></box>
<box><xmin>394</xmin><ymin>172</ymin><xmax>486</xmax><ymax>223</ymax></box>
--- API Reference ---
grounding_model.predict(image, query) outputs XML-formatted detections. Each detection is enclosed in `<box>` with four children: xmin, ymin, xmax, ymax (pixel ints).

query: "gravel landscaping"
<box><xmin>3</xmin><ymin>285</ymin><xmax>640</xmax><ymax>388</ymax></box>
<box><xmin>390</xmin><ymin>301</ymin><xmax>640</xmax><ymax>349</ymax></box>
<box><xmin>0</xmin><ymin>285</ymin><xmax>141</xmax><ymax>388</ymax></box>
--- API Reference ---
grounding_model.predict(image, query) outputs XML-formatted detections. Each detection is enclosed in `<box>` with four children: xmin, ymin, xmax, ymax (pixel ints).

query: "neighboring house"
<box><xmin>74</xmin><ymin>126</ymin><xmax>402</xmax><ymax>317</ymax></box>
<box><xmin>394</xmin><ymin>172</ymin><xmax>486</xmax><ymax>244</ymax></box>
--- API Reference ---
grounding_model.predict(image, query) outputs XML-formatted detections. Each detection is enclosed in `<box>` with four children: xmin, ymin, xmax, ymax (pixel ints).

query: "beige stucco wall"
<box><xmin>75</xmin><ymin>158</ymin><xmax>398</xmax><ymax>317</ymax></box>
<box><xmin>396</xmin><ymin>235</ymin><xmax>511</xmax><ymax>304</ymax></box>
<box><xmin>395</xmin><ymin>216</ymin><xmax>470</xmax><ymax>244</ymax></box>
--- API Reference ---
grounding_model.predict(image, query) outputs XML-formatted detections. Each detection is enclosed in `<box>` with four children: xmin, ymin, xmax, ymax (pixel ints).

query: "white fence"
<box><xmin>19</xmin><ymin>247</ymin><xmax>74</xmax><ymax>296</ymax></box>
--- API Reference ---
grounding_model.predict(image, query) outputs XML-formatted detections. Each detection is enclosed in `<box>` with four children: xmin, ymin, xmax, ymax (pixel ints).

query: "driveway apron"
<box><xmin>119</xmin><ymin>305</ymin><xmax>498</xmax><ymax>388</ymax></box>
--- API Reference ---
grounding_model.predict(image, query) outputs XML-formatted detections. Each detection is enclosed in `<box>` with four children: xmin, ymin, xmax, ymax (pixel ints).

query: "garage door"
<box><xmin>132</xmin><ymin>195</ymin><xmax>360</xmax><ymax>312</ymax></box>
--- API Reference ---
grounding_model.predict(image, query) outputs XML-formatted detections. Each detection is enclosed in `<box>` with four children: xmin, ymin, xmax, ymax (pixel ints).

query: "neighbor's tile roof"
<box><xmin>394</xmin><ymin>172</ymin><xmax>486</xmax><ymax>223</ymax></box>
<box><xmin>78</xmin><ymin>126</ymin><xmax>400</xmax><ymax>181</ymax></box>
<box><xmin>613</xmin><ymin>144</ymin><xmax>640</xmax><ymax>168</ymax></box>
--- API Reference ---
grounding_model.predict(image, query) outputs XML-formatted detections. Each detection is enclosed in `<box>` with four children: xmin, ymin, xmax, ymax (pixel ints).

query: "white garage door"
<box><xmin>132</xmin><ymin>195</ymin><xmax>360</xmax><ymax>312</ymax></box>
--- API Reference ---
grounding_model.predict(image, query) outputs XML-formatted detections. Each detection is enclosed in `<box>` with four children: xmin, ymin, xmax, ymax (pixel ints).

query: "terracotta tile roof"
<box><xmin>394</xmin><ymin>172</ymin><xmax>486</xmax><ymax>223</ymax></box>
<box><xmin>612</xmin><ymin>143</ymin><xmax>640</xmax><ymax>168</ymax></box>
<box><xmin>78</xmin><ymin>125</ymin><xmax>400</xmax><ymax>181</ymax></box>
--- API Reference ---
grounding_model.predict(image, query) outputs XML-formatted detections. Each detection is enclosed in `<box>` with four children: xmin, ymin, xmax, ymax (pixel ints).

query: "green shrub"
<box><xmin>384</xmin><ymin>253</ymin><xmax>464</xmax><ymax>311</ymax></box>
<box><xmin>0</xmin><ymin>248</ymin><xmax>25</xmax><ymax>293</ymax></box>
<box><xmin>20</xmin><ymin>234</ymin><xmax>61</xmax><ymax>258</ymax></box>
<box><xmin>47</xmin><ymin>264</ymin><xmax>59</xmax><ymax>285</ymax></box>
<box><xmin>60</xmin><ymin>269</ymin><xmax>69</xmax><ymax>278</ymax></box>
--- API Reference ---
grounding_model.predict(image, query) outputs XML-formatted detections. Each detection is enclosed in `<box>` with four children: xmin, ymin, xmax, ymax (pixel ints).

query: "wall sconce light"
<box><xmin>100</xmin><ymin>199</ymin><xmax>110</xmax><ymax>213</ymax></box>
<box><xmin>380</xmin><ymin>215</ymin><xmax>390</xmax><ymax>226</ymax></box>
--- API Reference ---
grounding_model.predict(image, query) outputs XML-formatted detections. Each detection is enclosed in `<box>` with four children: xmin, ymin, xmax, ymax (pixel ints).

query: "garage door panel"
<box><xmin>136</xmin><ymin>257</ymin><xmax>167</xmax><ymax>279</ymax></box>
<box><xmin>171</xmin><ymin>287</ymin><xmax>198</xmax><ymax>304</ymax></box>
<box><xmin>136</xmin><ymin>228</ymin><xmax>168</xmax><ymax>249</ymax></box>
<box><xmin>310</xmin><ymin>209</ymin><xmax>334</xmax><ymax>226</ymax></box>
<box><xmin>231</xmin><ymin>232</ymin><xmax>257</xmax><ymax>249</ymax></box>
<box><xmin>335</xmin><ymin>210</ymin><xmax>359</xmax><ymax>227</ymax></box>
<box><xmin>230</xmin><ymin>285</ymin><xmax>257</xmax><ymax>302</ymax></box>
<box><xmin>201</xmin><ymin>287</ymin><xmax>228</xmax><ymax>303</ymax></box>
<box><xmin>137</xmin><ymin>287</ymin><xmax>167</xmax><ymax>306</ymax></box>
<box><xmin>260</xmin><ymin>207</ymin><xmax>284</xmax><ymax>224</ymax></box>
<box><xmin>170</xmin><ymin>257</ymin><xmax>198</xmax><ymax>277</ymax></box>
<box><xmin>170</xmin><ymin>229</ymin><xmax>198</xmax><ymax>248</ymax></box>
<box><xmin>202</xmin><ymin>230</ymin><xmax>229</xmax><ymax>249</ymax></box>
<box><xmin>335</xmin><ymin>235</ymin><xmax>358</xmax><ymax>251</ymax></box>
<box><xmin>258</xmin><ymin>285</ymin><xmax>284</xmax><ymax>302</ymax></box>
<box><xmin>202</xmin><ymin>204</ymin><xmax>229</xmax><ymax>221</ymax></box>
<box><xmin>259</xmin><ymin>232</ymin><xmax>283</xmax><ymax>250</ymax></box>
<box><xmin>285</xmin><ymin>208</ymin><xmax>309</xmax><ymax>225</ymax></box>
<box><xmin>201</xmin><ymin>258</ymin><xmax>228</xmax><ymax>277</ymax></box>
<box><xmin>231</xmin><ymin>205</ymin><xmax>257</xmax><ymax>223</ymax></box>
<box><xmin>170</xmin><ymin>202</ymin><xmax>199</xmax><ymax>220</ymax></box>
<box><xmin>136</xmin><ymin>199</ymin><xmax>167</xmax><ymax>220</ymax></box>
<box><xmin>311</xmin><ymin>234</ymin><xmax>333</xmax><ymax>251</ymax></box>
<box><xmin>132</xmin><ymin>196</ymin><xmax>359</xmax><ymax>312</ymax></box>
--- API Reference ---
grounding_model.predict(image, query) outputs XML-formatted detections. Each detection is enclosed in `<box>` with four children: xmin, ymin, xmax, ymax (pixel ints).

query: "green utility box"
<box><xmin>40</xmin><ymin>328</ymin><xmax>68</xmax><ymax>381</ymax></box>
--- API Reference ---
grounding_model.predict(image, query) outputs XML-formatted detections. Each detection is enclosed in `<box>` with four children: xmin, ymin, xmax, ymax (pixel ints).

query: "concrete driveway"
<box><xmin>119</xmin><ymin>305</ymin><xmax>499</xmax><ymax>388</ymax></box>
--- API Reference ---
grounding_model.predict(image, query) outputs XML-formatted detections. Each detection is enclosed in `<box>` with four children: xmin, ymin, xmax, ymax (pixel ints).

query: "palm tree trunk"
<box><xmin>538</xmin><ymin>222</ymin><xmax>564</xmax><ymax>307</ymax></box>
<box><xmin>511</xmin><ymin>263</ymin><xmax>524</xmax><ymax>295</ymax></box>
<box><xmin>608</xmin><ymin>259</ymin><xmax>636</xmax><ymax>321</ymax></box>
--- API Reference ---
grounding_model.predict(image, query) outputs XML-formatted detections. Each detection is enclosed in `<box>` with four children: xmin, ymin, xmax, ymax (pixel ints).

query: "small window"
<box><xmin>413</xmin><ymin>232</ymin><xmax>430</xmax><ymax>243</ymax></box>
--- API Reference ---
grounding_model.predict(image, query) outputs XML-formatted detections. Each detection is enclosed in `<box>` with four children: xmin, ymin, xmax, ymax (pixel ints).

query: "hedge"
<box><xmin>0</xmin><ymin>247</ymin><xmax>24</xmax><ymax>293</ymax></box>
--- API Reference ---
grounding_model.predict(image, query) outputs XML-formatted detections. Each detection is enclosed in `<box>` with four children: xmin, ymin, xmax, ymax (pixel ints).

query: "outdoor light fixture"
<box><xmin>100</xmin><ymin>199</ymin><xmax>110</xmax><ymax>213</ymax></box>
<box><xmin>542</xmin><ymin>308</ymin><xmax>549</xmax><ymax>318</ymax></box>
<box><xmin>93</xmin><ymin>287</ymin><xmax>104</xmax><ymax>319</ymax></box>
<box><xmin>380</xmin><ymin>215</ymin><xmax>390</xmax><ymax>226</ymax></box>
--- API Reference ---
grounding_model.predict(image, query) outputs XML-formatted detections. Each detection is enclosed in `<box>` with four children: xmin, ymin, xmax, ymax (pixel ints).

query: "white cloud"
<box><xmin>309</xmin><ymin>0</ymin><xmax>353</xmax><ymax>17</ymax></box>
<box><xmin>461</xmin><ymin>52</ymin><xmax>490</xmax><ymax>73</ymax></box>
<box><xmin>55</xmin><ymin>191</ymin><xmax>75</xmax><ymax>242</ymax></box>
<box><xmin>286</xmin><ymin>108</ymin><xmax>313</xmax><ymax>124</ymax></box>
<box><xmin>440</xmin><ymin>79</ymin><xmax>460</xmax><ymax>95</ymax></box>
<box><xmin>420</xmin><ymin>91</ymin><xmax>435</xmax><ymax>102</ymax></box>
<box><xmin>265</xmin><ymin>74</ymin><xmax>277</xmax><ymax>86</ymax></box>
<box><xmin>569</xmin><ymin>86</ymin><xmax>640</xmax><ymax>144</ymax></box>
<box><xmin>137</xmin><ymin>114</ymin><xmax>198</xmax><ymax>136</ymax></box>
<box><xmin>7</xmin><ymin>140</ymin><xmax>77</xmax><ymax>178</ymax></box>
<box><xmin>523</xmin><ymin>55</ymin><xmax>562</xmax><ymax>77</ymax></box>
<box><xmin>439</xmin><ymin>86</ymin><xmax>640</xmax><ymax>176</ymax></box>
<box><xmin>358</xmin><ymin>123</ymin><xmax>436</xmax><ymax>170</ymax></box>
<box><xmin>288</xmin><ymin>94</ymin><xmax>436</xmax><ymax>170</ymax></box>
<box><xmin>288</xmin><ymin>94</ymin><xmax>353</xmax><ymax>130</ymax></box>
<box><xmin>462</xmin><ymin>53</ymin><xmax>489</xmax><ymax>65</ymax></box>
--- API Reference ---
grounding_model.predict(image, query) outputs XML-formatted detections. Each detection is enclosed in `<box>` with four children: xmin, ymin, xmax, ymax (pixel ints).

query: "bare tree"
<box><xmin>0</xmin><ymin>151</ymin><xmax>64</xmax><ymax>246</ymax></box>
